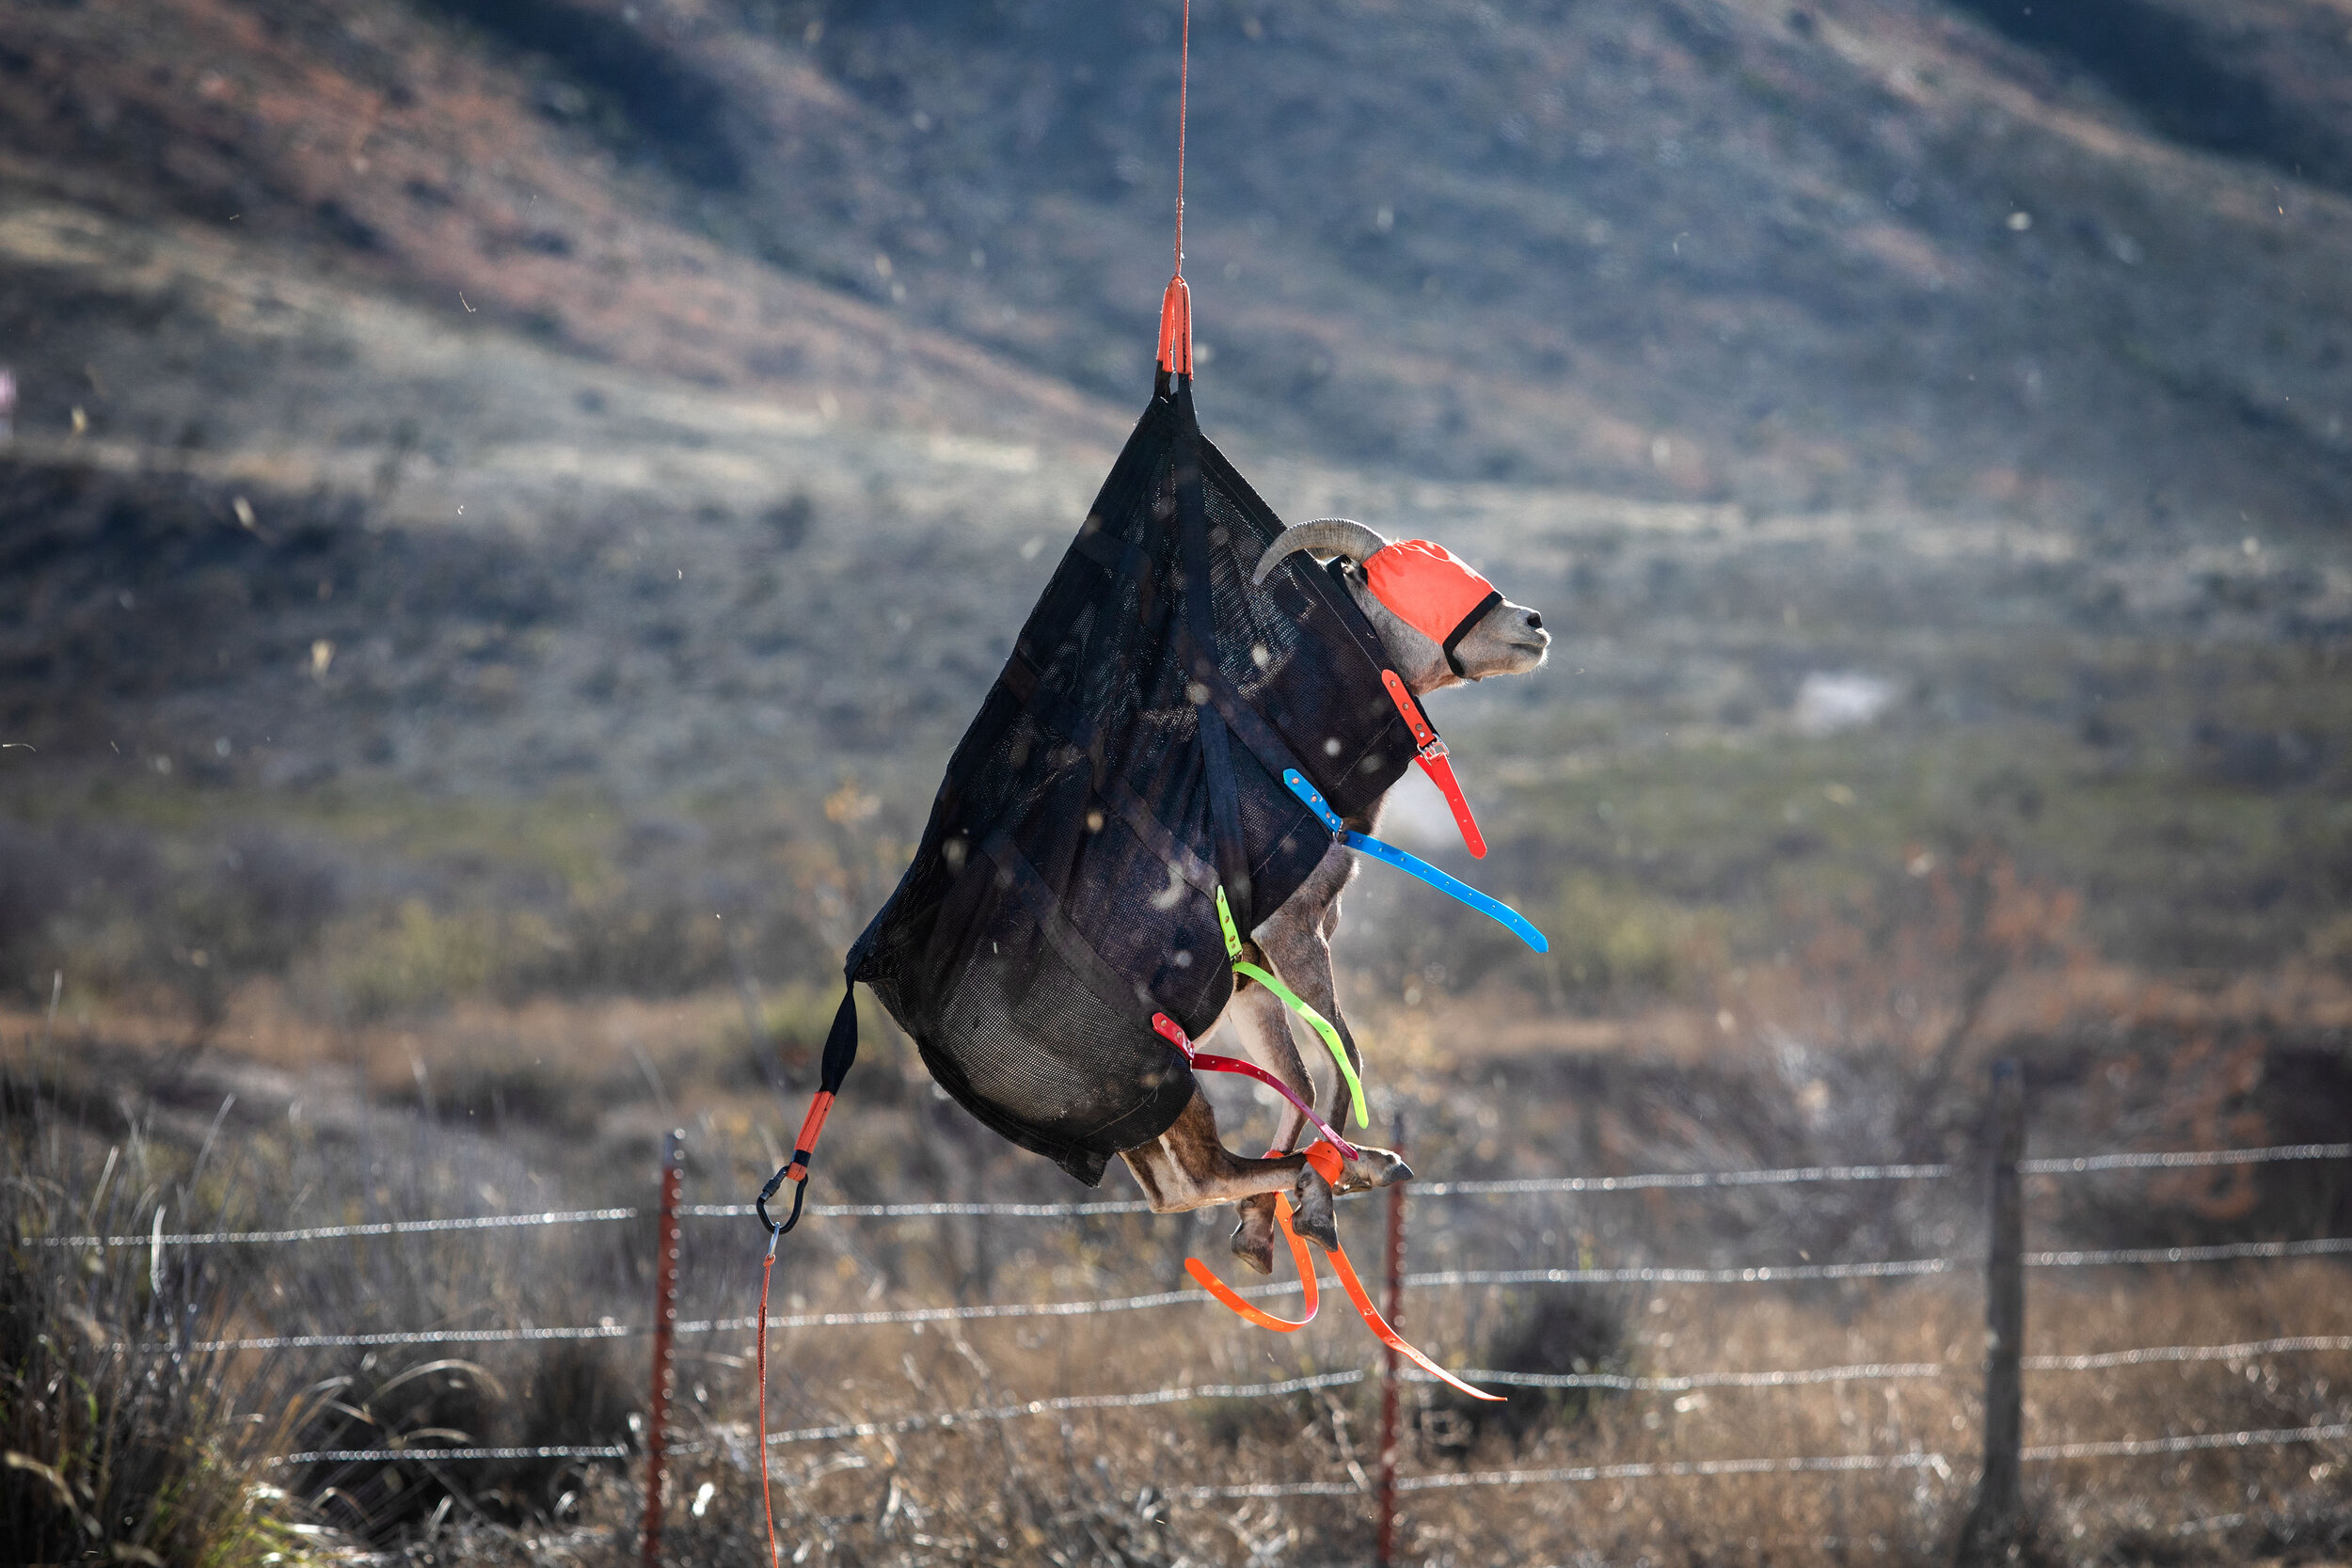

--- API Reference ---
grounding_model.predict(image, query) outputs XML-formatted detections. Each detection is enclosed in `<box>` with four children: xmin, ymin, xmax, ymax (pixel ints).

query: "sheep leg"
<box><xmin>1220</xmin><ymin>960</ymin><xmax>1319</xmax><ymax>1275</ymax></box>
<box><xmin>1117</xmin><ymin>1086</ymin><xmax>1339</xmax><ymax>1251</ymax></box>
<box><xmin>1253</xmin><ymin>886</ymin><xmax>1413</xmax><ymax>1195</ymax></box>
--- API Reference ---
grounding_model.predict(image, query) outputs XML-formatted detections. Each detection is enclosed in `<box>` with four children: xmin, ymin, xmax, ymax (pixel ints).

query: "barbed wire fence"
<box><xmin>38</xmin><ymin>1071</ymin><xmax>2352</xmax><ymax>1565</ymax></box>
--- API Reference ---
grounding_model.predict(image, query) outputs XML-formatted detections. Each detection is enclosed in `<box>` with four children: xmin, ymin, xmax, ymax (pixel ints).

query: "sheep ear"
<box><xmin>1251</xmin><ymin>519</ymin><xmax>1391</xmax><ymax>585</ymax></box>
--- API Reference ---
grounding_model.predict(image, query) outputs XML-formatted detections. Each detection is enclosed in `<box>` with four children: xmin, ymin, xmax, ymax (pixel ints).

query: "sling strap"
<box><xmin>756</xmin><ymin>978</ymin><xmax>863</xmax><ymax>1237</ymax></box>
<box><xmin>1152</xmin><ymin>1012</ymin><xmax>1360</xmax><ymax>1161</ymax></box>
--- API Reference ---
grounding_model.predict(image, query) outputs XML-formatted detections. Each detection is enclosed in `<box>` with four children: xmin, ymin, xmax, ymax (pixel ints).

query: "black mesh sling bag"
<box><xmin>785</xmin><ymin>360</ymin><xmax>1415</xmax><ymax>1193</ymax></box>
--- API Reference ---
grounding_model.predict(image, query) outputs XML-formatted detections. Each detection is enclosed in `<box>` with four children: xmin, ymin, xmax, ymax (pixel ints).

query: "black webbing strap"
<box><xmin>757</xmin><ymin>975</ymin><xmax>861</xmax><ymax>1236</ymax></box>
<box><xmin>1174</xmin><ymin>382</ymin><xmax>1253</xmax><ymax>933</ymax></box>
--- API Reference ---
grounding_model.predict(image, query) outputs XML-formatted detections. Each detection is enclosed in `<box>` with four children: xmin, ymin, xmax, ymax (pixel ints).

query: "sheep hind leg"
<box><xmin>1116</xmin><ymin>1086</ymin><xmax>1339</xmax><ymax>1252</ymax></box>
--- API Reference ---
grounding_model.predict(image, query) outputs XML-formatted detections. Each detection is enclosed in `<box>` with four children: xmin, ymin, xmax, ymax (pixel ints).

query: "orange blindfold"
<box><xmin>1359</xmin><ymin>541</ymin><xmax>1502</xmax><ymax>674</ymax></box>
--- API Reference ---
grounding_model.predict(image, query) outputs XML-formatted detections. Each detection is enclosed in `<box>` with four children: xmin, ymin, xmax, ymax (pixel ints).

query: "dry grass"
<box><xmin>452</xmin><ymin>1261</ymin><xmax>2352</xmax><ymax>1566</ymax></box>
<box><xmin>4</xmin><ymin>850</ymin><xmax>2350</xmax><ymax>1565</ymax></box>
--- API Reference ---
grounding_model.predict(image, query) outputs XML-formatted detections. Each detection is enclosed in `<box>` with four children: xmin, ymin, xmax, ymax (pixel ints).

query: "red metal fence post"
<box><xmin>1375</xmin><ymin>1111</ymin><xmax>1406</xmax><ymax>1568</ymax></box>
<box><xmin>641</xmin><ymin>1129</ymin><xmax>684</xmax><ymax>1568</ymax></box>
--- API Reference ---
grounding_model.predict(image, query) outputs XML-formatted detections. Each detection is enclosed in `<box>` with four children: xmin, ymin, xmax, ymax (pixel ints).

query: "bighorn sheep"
<box><xmin>1115</xmin><ymin>518</ymin><xmax>1549</xmax><ymax>1270</ymax></box>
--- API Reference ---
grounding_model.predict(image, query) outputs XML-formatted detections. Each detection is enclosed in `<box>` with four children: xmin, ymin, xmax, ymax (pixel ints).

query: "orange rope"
<box><xmin>757</xmin><ymin>1243</ymin><xmax>782</xmax><ymax>1567</ymax></box>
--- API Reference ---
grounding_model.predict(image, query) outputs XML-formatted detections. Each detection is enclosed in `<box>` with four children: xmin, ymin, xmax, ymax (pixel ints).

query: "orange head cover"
<box><xmin>1359</xmin><ymin>541</ymin><xmax>1502</xmax><ymax>674</ymax></box>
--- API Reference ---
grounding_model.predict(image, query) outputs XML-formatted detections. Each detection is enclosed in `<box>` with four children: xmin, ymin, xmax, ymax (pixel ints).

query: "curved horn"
<box><xmin>1251</xmin><ymin>518</ymin><xmax>1391</xmax><ymax>586</ymax></box>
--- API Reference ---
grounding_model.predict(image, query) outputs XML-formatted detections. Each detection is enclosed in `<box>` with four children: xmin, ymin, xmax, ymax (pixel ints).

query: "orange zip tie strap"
<box><xmin>1187</xmin><ymin>1144</ymin><xmax>1502</xmax><ymax>1401</ymax></box>
<box><xmin>1184</xmin><ymin>1189</ymin><xmax>1320</xmax><ymax>1330</ymax></box>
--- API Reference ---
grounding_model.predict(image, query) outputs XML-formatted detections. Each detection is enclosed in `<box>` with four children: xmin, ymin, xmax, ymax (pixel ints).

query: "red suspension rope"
<box><xmin>1156</xmin><ymin>1</ymin><xmax>1193</xmax><ymax>378</ymax></box>
<box><xmin>757</xmin><ymin>1239</ymin><xmax>782</xmax><ymax>1567</ymax></box>
<box><xmin>1175</xmin><ymin>0</ymin><xmax>1188</xmax><ymax>277</ymax></box>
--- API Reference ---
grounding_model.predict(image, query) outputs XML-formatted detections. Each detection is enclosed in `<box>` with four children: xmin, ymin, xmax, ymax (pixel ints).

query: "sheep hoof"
<box><xmin>1230</xmin><ymin>1200</ymin><xmax>1278</xmax><ymax>1275</ymax></box>
<box><xmin>1289</xmin><ymin>1164</ymin><xmax>1340</xmax><ymax>1252</ymax></box>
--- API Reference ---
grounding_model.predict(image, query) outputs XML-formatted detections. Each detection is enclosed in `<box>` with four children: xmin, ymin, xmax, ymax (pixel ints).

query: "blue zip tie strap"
<box><xmin>1283</xmin><ymin>770</ymin><xmax>1549</xmax><ymax>954</ymax></box>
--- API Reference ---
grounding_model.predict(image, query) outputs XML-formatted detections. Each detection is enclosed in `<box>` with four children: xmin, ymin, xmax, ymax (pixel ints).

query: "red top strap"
<box><xmin>1157</xmin><ymin>276</ymin><xmax>1192</xmax><ymax>379</ymax></box>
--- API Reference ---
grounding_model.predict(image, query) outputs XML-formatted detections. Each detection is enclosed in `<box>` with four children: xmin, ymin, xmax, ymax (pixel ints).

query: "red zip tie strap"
<box><xmin>756</xmin><ymin>1241</ymin><xmax>784</xmax><ymax>1568</ymax></box>
<box><xmin>1381</xmin><ymin>670</ymin><xmax>1486</xmax><ymax>858</ymax></box>
<box><xmin>1153</xmin><ymin>1013</ymin><xmax>1360</xmax><ymax>1162</ymax></box>
<box><xmin>1155</xmin><ymin>0</ymin><xmax>1193</xmax><ymax>381</ymax></box>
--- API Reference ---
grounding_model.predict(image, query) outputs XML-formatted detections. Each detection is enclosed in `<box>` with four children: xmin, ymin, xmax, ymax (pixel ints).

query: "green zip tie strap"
<box><xmin>1216</xmin><ymin>889</ymin><xmax>1368</xmax><ymax>1129</ymax></box>
<box><xmin>1215</xmin><ymin>885</ymin><xmax>1245</xmax><ymax>959</ymax></box>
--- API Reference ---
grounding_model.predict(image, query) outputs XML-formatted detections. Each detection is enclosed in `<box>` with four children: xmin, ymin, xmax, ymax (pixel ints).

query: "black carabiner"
<box><xmin>755</xmin><ymin>1160</ymin><xmax>809</xmax><ymax>1237</ymax></box>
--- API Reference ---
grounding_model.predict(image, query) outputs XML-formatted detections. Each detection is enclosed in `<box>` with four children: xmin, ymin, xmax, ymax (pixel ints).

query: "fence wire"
<box><xmin>41</xmin><ymin>1207</ymin><xmax>640</xmax><ymax>1249</ymax></box>
<box><xmin>1177</xmin><ymin>1449</ymin><xmax>1955</xmax><ymax>1501</ymax></box>
<box><xmin>1404</xmin><ymin>1258</ymin><xmax>1956</xmax><ymax>1289</ymax></box>
<box><xmin>269</xmin><ymin>1444</ymin><xmax>631</xmax><ymax>1467</ymax></box>
<box><xmin>2020</xmin><ymin>1143</ymin><xmax>2350</xmax><ymax>1175</ymax></box>
<box><xmin>2023</xmin><ymin>1420</ymin><xmax>2352</xmax><ymax>1463</ymax></box>
<box><xmin>1415</xmin><ymin>1163</ymin><xmax>1955</xmax><ymax>1196</ymax></box>
<box><xmin>1174</xmin><ymin>1418</ymin><xmax>2352</xmax><ymax>1501</ymax></box>
<box><xmin>181</xmin><ymin>1230</ymin><xmax>2352</xmax><ymax>1352</ymax></box>
<box><xmin>2026</xmin><ymin>1335</ymin><xmax>2352</xmax><ymax>1371</ymax></box>
<box><xmin>684</xmin><ymin>1200</ymin><xmax>1152</xmax><ymax>1220</ymax></box>
<box><xmin>190</xmin><ymin>1323</ymin><xmax>636</xmax><ymax>1354</ymax></box>
<box><xmin>1410</xmin><ymin>1362</ymin><xmax>1950</xmax><ymax>1392</ymax></box>
<box><xmin>2028</xmin><ymin>1237</ymin><xmax>2352</xmax><ymax>1268</ymax></box>
<box><xmin>47</xmin><ymin>1140</ymin><xmax>2345</xmax><ymax>1249</ymax></box>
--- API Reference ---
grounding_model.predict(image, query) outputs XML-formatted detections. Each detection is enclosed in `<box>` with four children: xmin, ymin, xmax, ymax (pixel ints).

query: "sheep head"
<box><xmin>1252</xmin><ymin>518</ymin><xmax>1549</xmax><ymax>694</ymax></box>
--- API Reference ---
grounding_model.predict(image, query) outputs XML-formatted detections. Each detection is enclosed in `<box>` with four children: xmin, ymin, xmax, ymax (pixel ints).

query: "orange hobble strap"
<box><xmin>1324</xmin><ymin>1225</ymin><xmax>1502</xmax><ymax>1402</ymax></box>
<box><xmin>1198</xmin><ymin>1142</ymin><xmax>1501</xmax><ymax>1401</ymax></box>
<box><xmin>1184</xmin><ymin>1192</ymin><xmax>1319</xmax><ymax>1330</ymax></box>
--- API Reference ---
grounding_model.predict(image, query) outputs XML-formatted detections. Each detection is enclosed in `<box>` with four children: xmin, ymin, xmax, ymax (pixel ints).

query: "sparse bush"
<box><xmin>291</xmin><ymin>1340</ymin><xmax>637</xmax><ymax>1544</ymax></box>
<box><xmin>305</xmin><ymin>899</ymin><xmax>517</xmax><ymax>1022</ymax></box>
<box><xmin>1428</xmin><ymin>1287</ymin><xmax>1629</xmax><ymax>1451</ymax></box>
<box><xmin>0</xmin><ymin>1074</ymin><xmax>312</xmax><ymax>1562</ymax></box>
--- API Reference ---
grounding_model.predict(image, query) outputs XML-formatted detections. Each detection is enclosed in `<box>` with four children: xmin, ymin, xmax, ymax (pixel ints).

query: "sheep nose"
<box><xmin>1525</xmin><ymin>612</ymin><xmax>1543</xmax><ymax>630</ymax></box>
